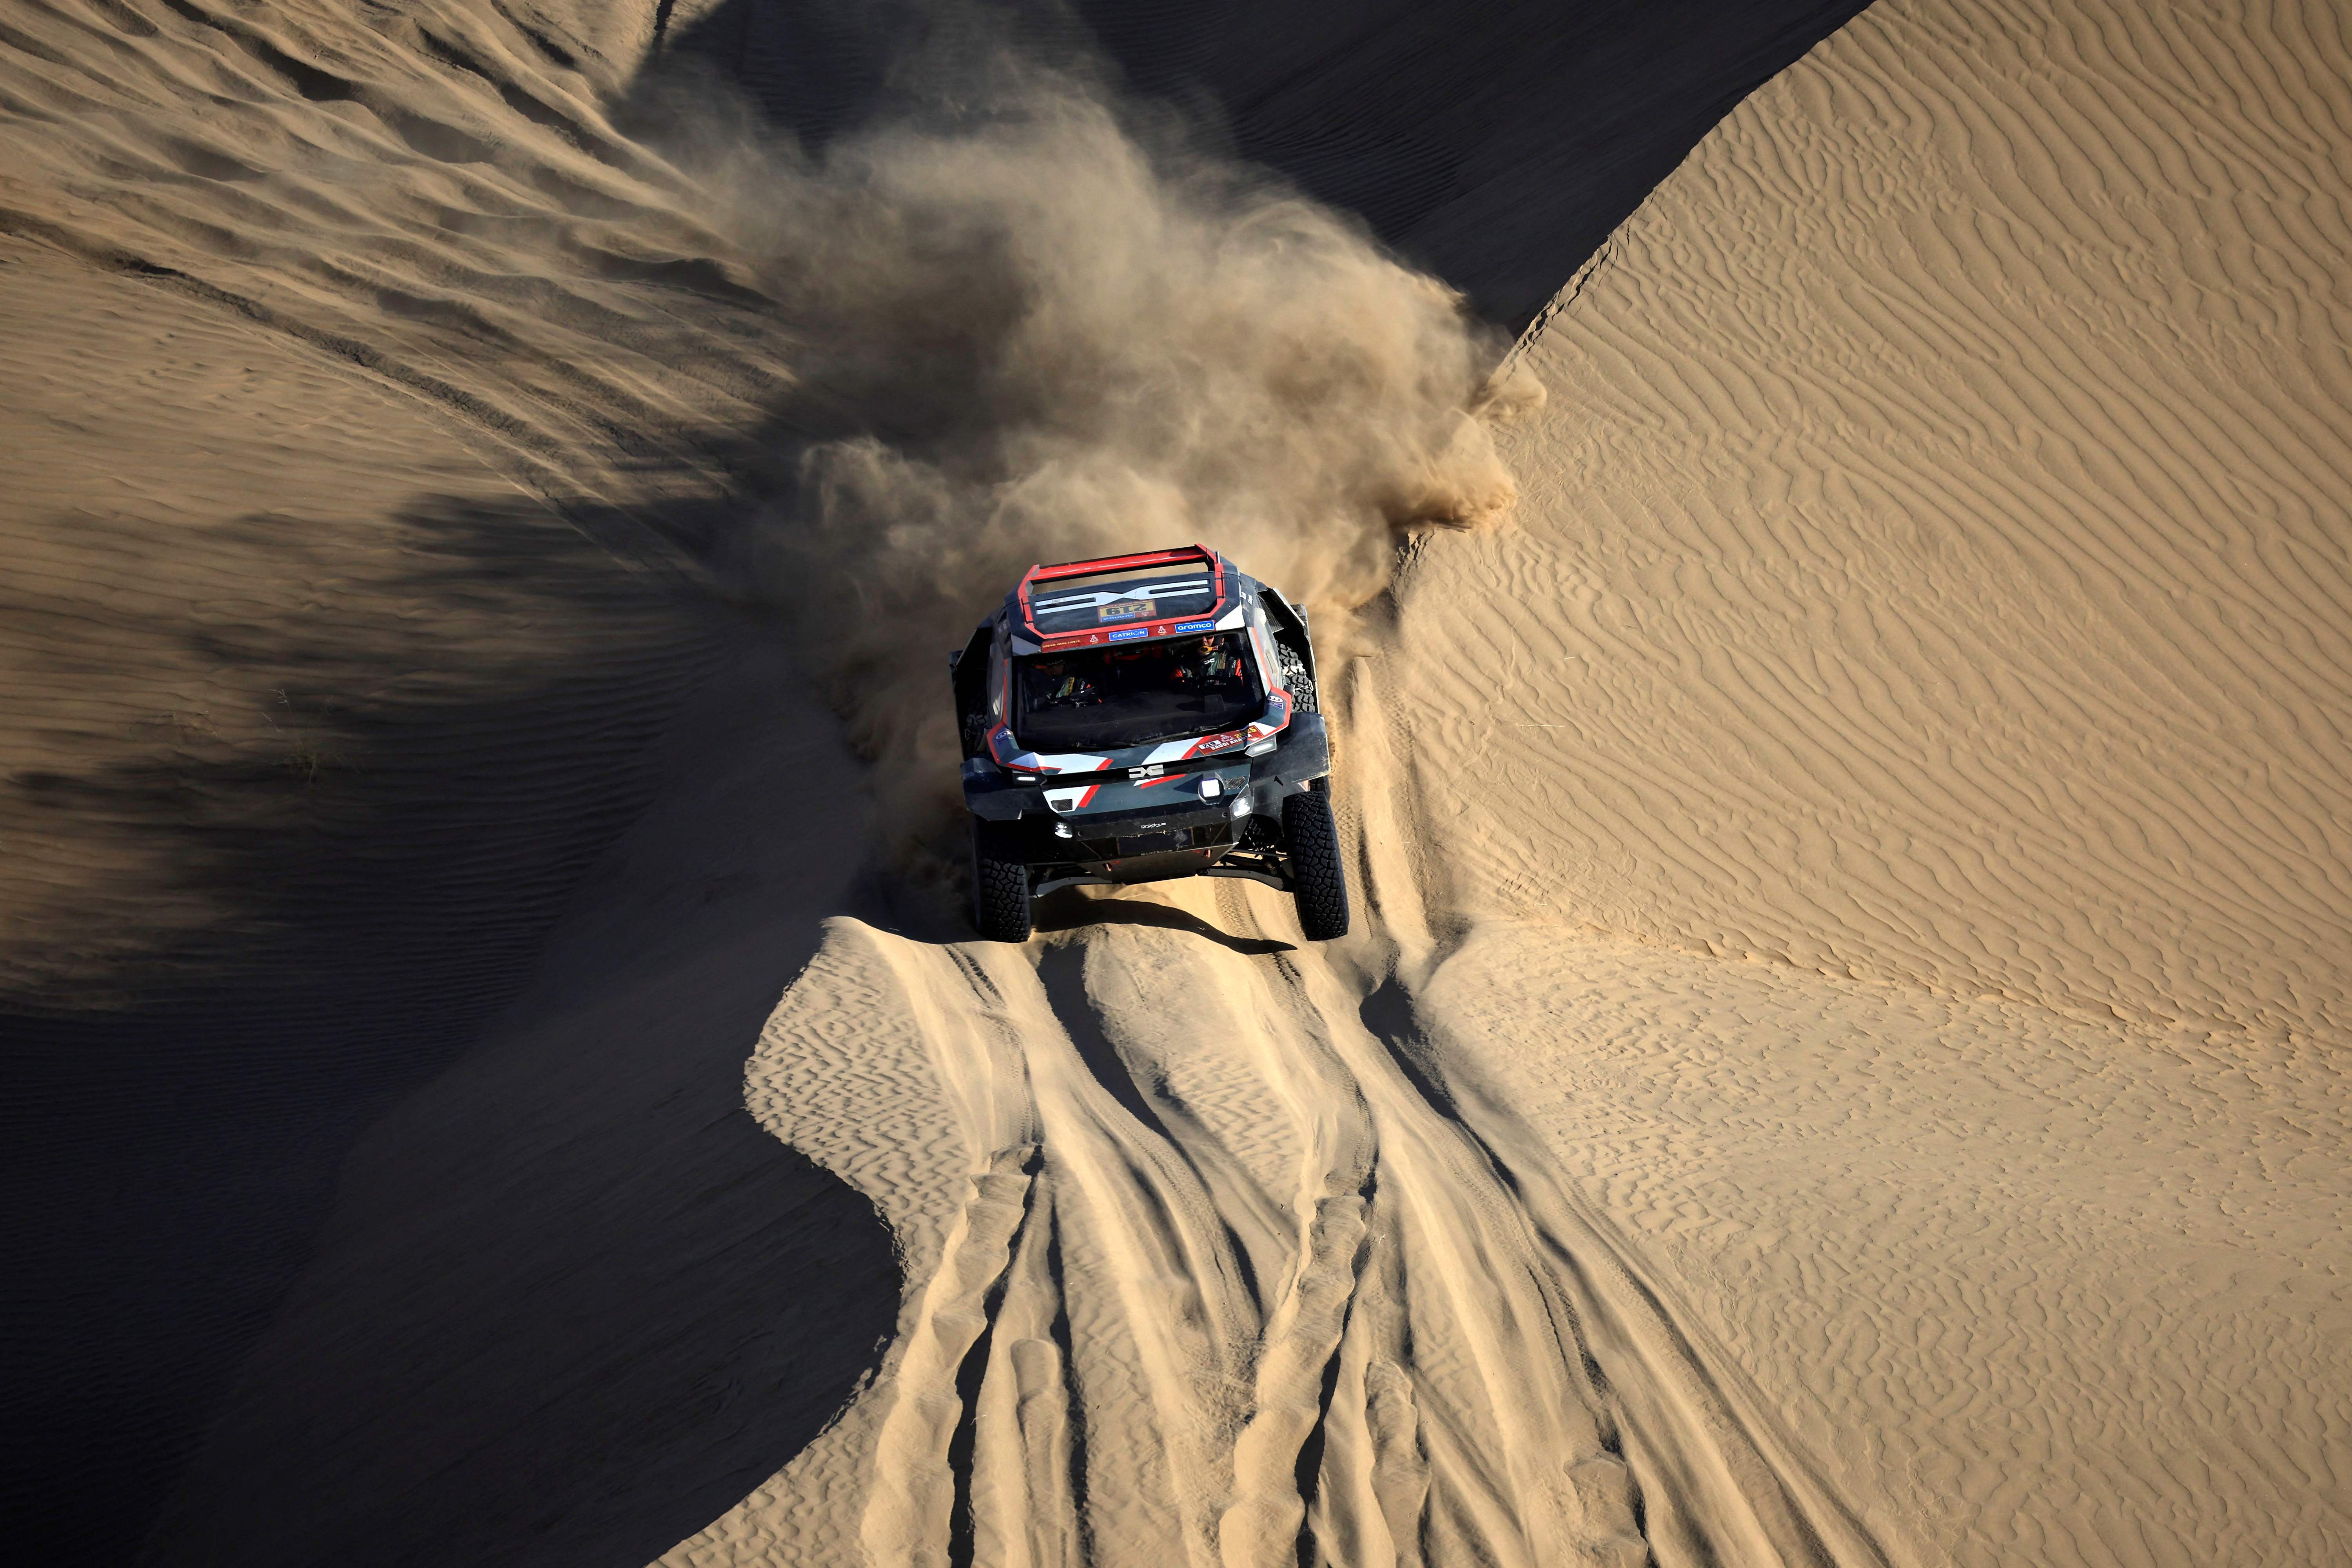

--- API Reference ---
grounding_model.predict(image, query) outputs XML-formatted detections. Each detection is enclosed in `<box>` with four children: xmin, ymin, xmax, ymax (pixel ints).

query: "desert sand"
<box><xmin>4</xmin><ymin>0</ymin><xmax>2347</xmax><ymax>1566</ymax></box>
<box><xmin>1388</xmin><ymin>2</ymin><xmax>2352</xmax><ymax>1558</ymax></box>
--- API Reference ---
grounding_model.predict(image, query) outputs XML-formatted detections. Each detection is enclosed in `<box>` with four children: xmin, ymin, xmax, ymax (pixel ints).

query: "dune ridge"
<box><xmin>1406</xmin><ymin>0</ymin><xmax>2352</xmax><ymax>1045</ymax></box>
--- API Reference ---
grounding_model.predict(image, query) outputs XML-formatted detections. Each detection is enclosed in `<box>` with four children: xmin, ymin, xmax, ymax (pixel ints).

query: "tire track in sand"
<box><xmin>679</xmin><ymin>650</ymin><xmax>1888</xmax><ymax>1568</ymax></box>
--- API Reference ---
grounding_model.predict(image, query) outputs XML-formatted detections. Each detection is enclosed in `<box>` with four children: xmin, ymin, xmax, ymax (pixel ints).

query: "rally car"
<box><xmin>948</xmin><ymin>544</ymin><xmax>1348</xmax><ymax>943</ymax></box>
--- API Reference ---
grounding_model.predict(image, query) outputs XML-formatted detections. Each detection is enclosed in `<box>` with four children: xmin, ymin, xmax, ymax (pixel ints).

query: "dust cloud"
<box><xmin>665</xmin><ymin>31</ymin><xmax>1539</xmax><ymax>837</ymax></box>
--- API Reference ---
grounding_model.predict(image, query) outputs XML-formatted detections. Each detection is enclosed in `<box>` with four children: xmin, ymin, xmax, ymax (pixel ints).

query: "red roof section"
<box><xmin>1022</xmin><ymin>544</ymin><xmax>1220</xmax><ymax>586</ymax></box>
<box><xmin>1014</xmin><ymin>544</ymin><xmax>1227</xmax><ymax>645</ymax></box>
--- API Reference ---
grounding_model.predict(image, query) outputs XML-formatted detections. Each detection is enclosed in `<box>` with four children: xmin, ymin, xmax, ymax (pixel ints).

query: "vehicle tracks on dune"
<box><xmin>690</xmin><ymin>665</ymin><xmax>1889</xmax><ymax>1568</ymax></box>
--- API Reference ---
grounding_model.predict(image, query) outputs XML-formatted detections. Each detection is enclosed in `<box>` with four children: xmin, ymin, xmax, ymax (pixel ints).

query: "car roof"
<box><xmin>1005</xmin><ymin>544</ymin><xmax>1252</xmax><ymax>652</ymax></box>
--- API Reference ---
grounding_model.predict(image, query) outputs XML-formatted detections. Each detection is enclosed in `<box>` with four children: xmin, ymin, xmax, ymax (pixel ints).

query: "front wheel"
<box><xmin>970</xmin><ymin>818</ymin><xmax>1033</xmax><ymax>942</ymax></box>
<box><xmin>1282</xmin><ymin>787</ymin><xmax>1349</xmax><ymax>941</ymax></box>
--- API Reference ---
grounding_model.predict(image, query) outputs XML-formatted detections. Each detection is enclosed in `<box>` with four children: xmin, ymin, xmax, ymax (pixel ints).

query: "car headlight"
<box><xmin>1246</xmin><ymin>739</ymin><xmax>1275</xmax><ymax>756</ymax></box>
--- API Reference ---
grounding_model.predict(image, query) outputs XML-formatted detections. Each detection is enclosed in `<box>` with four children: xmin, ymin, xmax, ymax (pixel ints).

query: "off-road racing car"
<box><xmin>949</xmin><ymin>544</ymin><xmax>1347</xmax><ymax>944</ymax></box>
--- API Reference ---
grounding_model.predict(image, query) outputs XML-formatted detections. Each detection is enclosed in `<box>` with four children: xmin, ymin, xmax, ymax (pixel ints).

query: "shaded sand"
<box><xmin>0</xmin><ymin>0</ymin><xmax>802</xmax><ymax>1555</ymax></box>
<box><xmin>0</xmin><ymin>232</ymin><xmax>736</xmax><ymax>1563</ymax></box>
<box><xmin>1</xmin><ymin>1</ymin><xmax>1883</xmax><ymax>1561</ymax></box>
<box><xmin>136</xmin><ymin>640</ymin><xmax>899</xmax><ymax>1568</ymax></box>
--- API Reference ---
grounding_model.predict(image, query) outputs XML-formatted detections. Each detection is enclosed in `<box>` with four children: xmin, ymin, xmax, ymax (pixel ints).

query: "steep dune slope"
<box><xmin>1379</xmin><ymin>0</ymin><xmax>2352</xmax><ymax>1562</ymax></box>
<box><xmin>1399</xmin><ymin>0</ymin><xmax>2352</xmax><ymax>1044</ymax></box>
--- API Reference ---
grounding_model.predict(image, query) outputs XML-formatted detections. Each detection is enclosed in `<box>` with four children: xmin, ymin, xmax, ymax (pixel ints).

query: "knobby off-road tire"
<box><xmin>970</xmin><ymin>818</ymin><xmax>1033</xmax><ymax>942</ymax></box>
<box><xmin>1276</xmin><ymin>642</ymin><xmax>1317</xmax><ymax>714</ymax></box>
<box><xmin>1282</xmin><ymin>785</ymin><xmax>1349</xmax><ymax>941</ymax></box>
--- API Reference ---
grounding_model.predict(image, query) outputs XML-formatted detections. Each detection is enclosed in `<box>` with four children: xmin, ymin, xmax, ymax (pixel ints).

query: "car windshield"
<box><xmin>1015</xmin><ymin>633</ymin><xmax>1264</xmax><ymax>751</ymax></box>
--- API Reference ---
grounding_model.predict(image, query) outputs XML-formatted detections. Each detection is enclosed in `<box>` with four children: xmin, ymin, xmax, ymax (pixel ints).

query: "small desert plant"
<box><xmin>263</xmin><ymin>689</ymin><xmax>351</xmax><ymax>784</ymax></box>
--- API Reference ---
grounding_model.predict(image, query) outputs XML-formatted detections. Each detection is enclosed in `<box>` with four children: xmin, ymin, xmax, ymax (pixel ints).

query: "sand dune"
<box><xmin>1403</xmin><ymin>0</ymin><xmax>2352</xmax><ymax>1045</ymax></box>
<box><xmin>1379</xmin><ymin>0</ymin><xmax>2352</xmax><ymax>1561</ymax></box>
<box><xmin>1425</xmin><ymin>924</ymin><xmax>2349</xmax><ymax>1566</ymax></box>
<box><xmin>6</xmin><ymin>0</ymin><xmax>2347</xmax><ymax>1564</ymax></box>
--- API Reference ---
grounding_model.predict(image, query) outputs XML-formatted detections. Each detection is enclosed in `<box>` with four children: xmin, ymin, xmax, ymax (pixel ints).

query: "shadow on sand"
<box><xmin>1033</xmin><ymin>887</ymin><xmax>1296</xmax><ymax>957</ymax></box>
<box><xmin>128</xmin><ymin>598</ymin><xmax>897</xmax><ymax>1568</ymax></box>
<box><xmin>2</xmin><ymin>493</ymin><xmax>895</xmax><ymax>1568</ymax></box>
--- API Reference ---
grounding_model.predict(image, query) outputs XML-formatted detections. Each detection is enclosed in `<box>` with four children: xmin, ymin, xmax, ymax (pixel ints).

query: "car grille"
<box><xmin>1078</xmin><ymin>821</ymin><xmax>1232</xmax><ymax>860</ymax></box>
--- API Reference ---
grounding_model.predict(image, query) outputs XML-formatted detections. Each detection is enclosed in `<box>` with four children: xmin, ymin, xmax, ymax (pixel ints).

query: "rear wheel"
<box><xmin>970</xmin><ymin>818</ymin><xmax>1033</xmax><ymax>942</ymax></box>
<box><xmin>1282</xmin><ymin>786</ymin><xmax>1349</xmax><ymax>941</ymax></box>
<box><xmin>1276</xmin><ymin>642</ymin><xmax>1318</xmax><ymax>713</ymax></box>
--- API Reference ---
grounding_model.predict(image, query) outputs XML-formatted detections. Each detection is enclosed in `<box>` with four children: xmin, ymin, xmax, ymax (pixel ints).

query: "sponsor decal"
<box><xmin>1171</xmin><ymin>619</ymin><xmax>1215</xmax><ymax>633</ymax></box>
<box><xmin>1107</xmin><ymin>627</ymin><xmax>1149</xmax><ymax>642</ymax></box>
<box><xmin>1098</xmin><ymin>599</ymin><xmax>1154</xmax><ymax>622</ymax></box>
<box><xmin>1242</xmin><ymin>692</ymin><xmax>1291</xmax><ymax>744</ymax></box>
<box><xmin>1244</xmin><ymin>698</ymin><xmax>1290</xmax><ymax>744</ymax></box>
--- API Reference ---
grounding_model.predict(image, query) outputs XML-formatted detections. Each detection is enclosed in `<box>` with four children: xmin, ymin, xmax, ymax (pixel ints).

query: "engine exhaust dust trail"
<box><xmin>676</xmin><ymin>46</ymin><xmax>1882</xmax><ymax>1536</ymax></box>
<box><xmin>691</xmin><ymin>657</ymin><xmax>1888</xmax><ymax>1568</ymax></box>
<box><xmin>670</xmin><ymin>31</ymin><xmax>1538</xmax><ymax>851</ymax></box>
